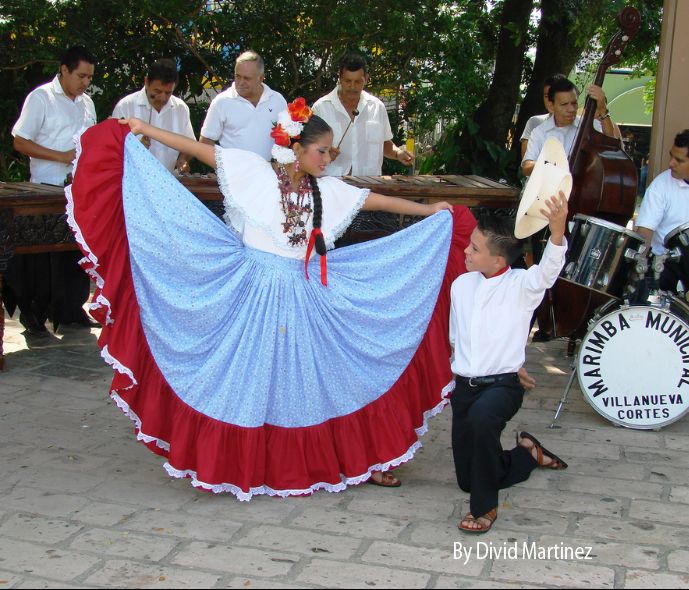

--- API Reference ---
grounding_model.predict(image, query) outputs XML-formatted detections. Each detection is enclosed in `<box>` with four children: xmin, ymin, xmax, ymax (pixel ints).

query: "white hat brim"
<box><xmin>515</xmin><ymin>137</ymin><xmax>572</xmax><ymax>239</ymax></box>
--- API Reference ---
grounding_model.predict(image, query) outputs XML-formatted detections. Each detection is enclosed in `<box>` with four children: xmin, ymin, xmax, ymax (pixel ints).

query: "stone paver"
<box><xmin>83</xmin><ymin>560</ymin><xmax>222</xmax><ymax>588</ymax></box>
<box><xmin>296</xmin><ymin>558</ymin><xmax>431</xmax><ymax>588</ymax></box>
<box><xmin>2</xmin><ymin>310</ymin><xmax>689</xmax><ymax>588</ymax></box>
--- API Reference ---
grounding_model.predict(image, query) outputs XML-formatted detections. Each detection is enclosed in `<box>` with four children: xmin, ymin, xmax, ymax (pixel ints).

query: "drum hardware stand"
<box><xmin>622</xmin><ymin>246</ymin><xmax>652</xmax><ymax>305</ymax></box>
<box><xmin>548</xmin><ymin>298</ymin><xmax>618</xmax><ymax>429</ymax></box>
<box><xmin>548</xmin><ymin>362</ymin><xmax>578</xmax><ymax>429</ymax></box>
<box><xmin>653</xmin><ymin>252</ymin><xmax>688</xmax><ymax>300</ymax></box>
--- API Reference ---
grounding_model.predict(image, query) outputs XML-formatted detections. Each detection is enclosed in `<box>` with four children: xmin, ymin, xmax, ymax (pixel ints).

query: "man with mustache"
<box><xmin>313</xmin><ymin>53</ymin><xmax>413</xmax><ymax>177</ymax></box>
<box><xmin>112</xmin><ymin>58</ymin><xmax>195</xmax><ymax>173</ymax></box>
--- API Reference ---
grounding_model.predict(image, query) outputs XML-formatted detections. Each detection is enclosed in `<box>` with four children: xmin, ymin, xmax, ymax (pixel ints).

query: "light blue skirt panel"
<box><xmin>121</xmin><ymin>136</ymin><xmax>452</xmax><ymax>429</ymax></box>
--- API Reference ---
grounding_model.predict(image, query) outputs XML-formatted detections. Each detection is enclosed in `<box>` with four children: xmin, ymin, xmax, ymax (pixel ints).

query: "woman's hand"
<box><xmin>116</xmin><ymin>117</ymin><xmax>149</xmax><ymax>137</ymax></box>
<box><xmin>428</xmin><ymin>201</ymin><xmax>453</xmax><ymax>215</ymax></box>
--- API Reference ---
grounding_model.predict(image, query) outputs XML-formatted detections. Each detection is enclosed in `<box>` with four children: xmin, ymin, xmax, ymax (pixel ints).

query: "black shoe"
<box><xmin>531</xmin><ymin>330</ymin><xmax>553</xmax><ymax>343</ymax></box>
<box><xmin>19</xmin><ymin>312</ymin><xmax>48</xmax><ymax>335</ymax></box>
<box><xmin>75</xmin><ymin>317</ymin><xmax>101</xmax><ymax>328</ymax></box>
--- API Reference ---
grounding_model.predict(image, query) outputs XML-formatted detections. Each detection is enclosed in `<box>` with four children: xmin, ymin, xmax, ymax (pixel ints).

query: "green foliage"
<box><xmin>419</xmin><ymin>119</ymin><xmax>518</xmax><ymax>182</ymax></box>
<box><xmin>592</xmin><ymin>0</ymin><xmax>663</xmax><ymax>76</ymax></box>
<box><xmin>0</xmin><ymin>0</ymin><xmax>496</xmax><ymax>180</ymax></box>
<box><xmin>0</xmin><ymin>0</ymin><xmax>662</xmax><ymax>182</ymax></box>
<box><xmin>643</xmin><ymin>77</ymin><xmax>656</xmax><ymax>114</ymax></box>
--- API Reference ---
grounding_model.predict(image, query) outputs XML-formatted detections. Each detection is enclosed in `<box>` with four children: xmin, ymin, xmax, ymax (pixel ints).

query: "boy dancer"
<box><xmin>449</xmin><ymin>192</ymin><xmax>569</xmax><ymax>534</ymax></box>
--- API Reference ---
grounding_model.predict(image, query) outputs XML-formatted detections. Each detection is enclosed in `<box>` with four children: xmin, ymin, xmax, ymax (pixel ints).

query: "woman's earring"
<box><xmin>295</xmin><ymin>160</ymin><xmax>300</xmax><ymax>173</ymax></box>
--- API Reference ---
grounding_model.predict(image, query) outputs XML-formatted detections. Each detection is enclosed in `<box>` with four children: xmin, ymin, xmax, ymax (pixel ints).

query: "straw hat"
<box><xmin>514</xmin><ymin>137</ymin><xmax>572</xmax><ymax>239</ymax></box>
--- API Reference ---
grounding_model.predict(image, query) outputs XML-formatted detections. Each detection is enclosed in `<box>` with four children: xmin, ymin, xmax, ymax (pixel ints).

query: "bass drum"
<box><xmin>577</xmin><ymin>296</ymin><xmax>689</xmax><ymax>429</ymax></box>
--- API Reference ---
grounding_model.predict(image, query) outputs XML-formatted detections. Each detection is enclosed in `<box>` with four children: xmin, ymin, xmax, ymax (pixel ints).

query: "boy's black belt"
<box><xmin>456</xmin><ymin>372</ymin><xmax>519</xmax><ymax>387</ymax></box>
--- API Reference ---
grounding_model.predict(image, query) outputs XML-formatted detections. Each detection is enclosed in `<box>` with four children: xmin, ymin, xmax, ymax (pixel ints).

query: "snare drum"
<box><xmin>560</xmin><ymin>214</ymin><xmax>645</xmax><ymax>298</ymax></box>
<box><xmin>577</xmin><ymin>295</ymin><xmax>689</xmax><ymax>429</ymax></box>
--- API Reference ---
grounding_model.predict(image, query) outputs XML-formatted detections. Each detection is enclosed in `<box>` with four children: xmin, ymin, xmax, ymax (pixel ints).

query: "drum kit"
<box><xmin>515</xmin><ymin>137</ymin><xmax>689</xmax><ymax>430</ymax></box>
<box><xmin>550</xmin><ymin>214</ymin><xmax>689</xmax><ymax>430</ymax></box>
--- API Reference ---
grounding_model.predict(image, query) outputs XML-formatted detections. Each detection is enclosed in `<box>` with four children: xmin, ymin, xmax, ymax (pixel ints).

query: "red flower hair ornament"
<box><xmin>271</xmin><ymin>97</ymin><xmax>313</xmax><ymax>164</ymax></box>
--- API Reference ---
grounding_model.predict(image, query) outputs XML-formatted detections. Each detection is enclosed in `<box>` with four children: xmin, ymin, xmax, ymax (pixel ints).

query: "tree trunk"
<box><xmin>473</xmin><ymin>0</ymin><xmax>534</xmax><ymax>145</ymax></box>
<box><xmin>513</xmin><ymin>0</ymin><xmax>609</xmax><ymax>150</ymax></box>
<box><xmin>448</xmin><ymin>0</ymin><xmax>532</xmax><ymax>180</ymax></box>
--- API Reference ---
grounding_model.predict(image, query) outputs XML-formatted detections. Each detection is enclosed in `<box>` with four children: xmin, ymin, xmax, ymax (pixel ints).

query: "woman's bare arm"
<box><xmin>362</xmin><ymin>192</ymin><xmax>451</xmax><ymax>216</ymax></box>
<box><xmin>118</xmin><ymin>118</ymin><xmax>216</xmax><ymax>169</ymax></box>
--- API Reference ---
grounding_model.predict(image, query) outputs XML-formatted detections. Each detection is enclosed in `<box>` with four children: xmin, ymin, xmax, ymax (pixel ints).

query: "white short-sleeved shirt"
<box><xmin>215</xmin><ymin>147</ymin><xmax>369</xmax><ymax>259</ymax></box>
<box><xmin>520</xmin><ymin>113</ymin><xmax>550</xmax><ymax>142</ymax></box>
<box><xmin>12</xmin><ymin>75</ymin><xmax>97</xmax><ymax>185</ymax></box>
<box><xmin>312</xmin><ymin>88</ymin><xmax>393</xmax><ymax>176</ymax></box>
<box><xmin>522</xmin><ymin>115</ymin><xmax>602</xmax><ymax>164</ymax></box>
<box><xmin>112</xmin><ymin>88</ymin><xmax>195</xmax><ymax>172</ymax></box>
<box><xmin>200</xmin><ymin>83</ymin><xmax>287</xmax><ymax>160</ymax></box>
<box><xmin>635</xmin><ymin>169</ymin><xmax>689</xmax><ymax>254</ymax></box>
<box><xmin>449</xmin><ymin>238</ymin><xmax>567</xmax><ymax>377</ymax></box>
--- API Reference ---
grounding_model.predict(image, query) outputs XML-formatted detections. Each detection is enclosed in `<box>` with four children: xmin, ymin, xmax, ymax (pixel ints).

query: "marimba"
<box><xmin>0</xmin><ymin>175</ymin><xmax>519</xmax><ymax>369</ymax></box>
<box><xmin>341</xmin><ymin>174</ymin><xmax>519</xmax><ymax>208</ymax></box>
<box><xmin>179</xmin><ymin>173</ymin><xmax>519</xmax><ymax>207</ymax></box>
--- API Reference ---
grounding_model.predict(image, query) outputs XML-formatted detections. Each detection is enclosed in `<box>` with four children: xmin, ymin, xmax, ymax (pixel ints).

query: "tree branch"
<box><xmin>156</xmin><ymin>14</ymin><xmax>225</xmax><ymax>89</ymax></box>
<box><xmin>0</xmin><ymin>58</ymin><xmax>57</xmax><ymax>71</ymax></box>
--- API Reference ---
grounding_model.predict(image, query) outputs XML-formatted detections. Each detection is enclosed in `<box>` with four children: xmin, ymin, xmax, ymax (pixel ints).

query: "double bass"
<box><xmin>538</xmin><ymin>7</ymin><xmax>642</xmax><ymax>347</ymax></box>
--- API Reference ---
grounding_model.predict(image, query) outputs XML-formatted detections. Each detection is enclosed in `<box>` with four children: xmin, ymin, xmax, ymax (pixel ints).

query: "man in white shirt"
<box><xmin>521</xmin><ymin>77</ymin><xmax>616</xmax><ymax>341</ymax></box>
<box><xmin>522</xmin><ymin>77</ymin><xmax>616</xmax><ymax>177</ymax></box>
<box><xmin>519</xmin><ymin>73</ymin><xmax>567</xmax><ymax>159</ymax></box>
<box><xmin>13</xmin><ymin>47</ymin><xmax>97</xmax><ymax>186</ymax></box>
<box><xmin>5</xmin><ymin>46</ymin><xmax>97</xmax><ymax>333</ymax></box>
<box><xmin>312</xmin><ymin>53</ymin><xmax>413</xmax><ymax>177</ymax></box>
<box><xmin>199</xmin><ymin>51</ymin><xmax>287</xmax><ymax>160</ymax></box>
<box><xmin>112</xmin><ymin>58</ymin><xmax>195</xmax><ymax>173</ymax></box>
<box><xmin>449</xmin><ymin>195</ymin><xmax>569</xmax><ymax>534</ymax></box>
<box><xmin>635</xmin><ymin>130</ymin><xmax>689</xmax><ymax>291</ymax></box>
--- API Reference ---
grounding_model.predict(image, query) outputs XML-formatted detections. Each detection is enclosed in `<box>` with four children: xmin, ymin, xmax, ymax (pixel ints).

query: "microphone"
<box><xmin>336</xmin><ymin>109</ymin><xmax>359</xmax><ymax>149</ymax></box>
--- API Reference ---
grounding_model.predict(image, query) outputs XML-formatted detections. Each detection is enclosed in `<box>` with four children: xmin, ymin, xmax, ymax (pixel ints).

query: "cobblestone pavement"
<box><xmin>1</xmin><ymin>309</ymin><xmax>689</xmax><ymax>589</ymax></box>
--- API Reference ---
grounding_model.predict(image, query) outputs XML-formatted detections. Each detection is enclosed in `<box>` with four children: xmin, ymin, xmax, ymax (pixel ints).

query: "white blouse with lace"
<box><xmin>215</xmin><ymin>147</ymin><xmax>369</xmax><ymax>259</ymax></box>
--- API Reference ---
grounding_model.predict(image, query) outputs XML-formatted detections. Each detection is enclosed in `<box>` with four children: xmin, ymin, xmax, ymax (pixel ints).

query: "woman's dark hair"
<box><xmin>477</xmin><ymin>214</ymin><xmax>524</xmax><ymax>266</ymax></box>
<box><xmin>293</xmin><ymin>114</ymin><xmax>333</xmax><ymax>255</ymax></box>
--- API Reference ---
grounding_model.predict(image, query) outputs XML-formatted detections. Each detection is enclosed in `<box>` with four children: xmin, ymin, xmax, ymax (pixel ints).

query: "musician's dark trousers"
<box><xmin>451</xmin><ymin>376</ymin><xmax>537</xmax><ymax>518</ymax></box>
<box><xmin>2</xmin><ymin>252</ymin><xmax>90</xmax><ymax>330</ymax></box>
<box><xmin>50</xmin><ymin>251</ymin><xmax>91</xmax><ymax>325</ymax></box>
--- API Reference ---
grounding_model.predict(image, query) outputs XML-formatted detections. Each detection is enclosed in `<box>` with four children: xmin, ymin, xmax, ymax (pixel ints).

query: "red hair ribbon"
<box><xmin>305</xmin><ymin>228</ymin><xmax>328</xmax><ymax>286</ymax></box>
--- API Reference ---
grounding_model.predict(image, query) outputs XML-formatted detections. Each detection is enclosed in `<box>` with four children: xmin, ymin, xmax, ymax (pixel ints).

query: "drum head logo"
<box><xmin>578</xmin><ymin>304</ymin><xmax>689</xmax><ymax>429</ymax></box>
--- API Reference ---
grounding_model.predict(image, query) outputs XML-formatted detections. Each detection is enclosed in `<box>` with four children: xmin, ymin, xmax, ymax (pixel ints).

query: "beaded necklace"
<box><xmin>276</xmin><ymin>164</ymin><xmax>313</xmax><ymax>247</ymax></box>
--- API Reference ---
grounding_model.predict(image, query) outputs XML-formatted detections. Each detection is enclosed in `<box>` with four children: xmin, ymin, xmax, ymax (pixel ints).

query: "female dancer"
<box><xmin>66</xmin><ymin>98</ymin><xmax>475</xmax><ymax>499</ymax></box>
